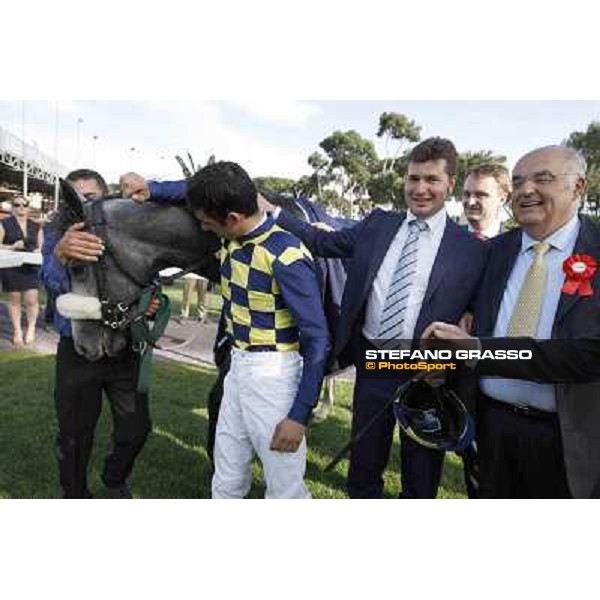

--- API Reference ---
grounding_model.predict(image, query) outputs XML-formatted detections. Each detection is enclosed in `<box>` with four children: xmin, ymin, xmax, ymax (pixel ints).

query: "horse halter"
<box><xmin>85</xmin><ymin>198</ymin><xmax>149</xmax><ymax>329</ymax></box>
<box><xmin>84</xmin><ymin>197</ymin><xmax>214</xmax><ymax>330</ymax></box>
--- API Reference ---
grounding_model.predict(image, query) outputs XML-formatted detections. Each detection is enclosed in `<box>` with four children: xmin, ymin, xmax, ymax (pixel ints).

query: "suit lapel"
<box><xmin>421</xmin><ymin>218</ymin><xmax>466</xmax><ymax>308</ymax></box>
<box><xmin>478</xmin><ymin>230</ymin><xmax>521</xmax><ymax>335</ymax></box>
<box><xmin>363</xmin><ymin>211</ymin><xmax>404</xmax><ymax>294</ymax></box>
<box><xmin>554</xmin><ymin>217</ymin><xmax>600</xmax><ymax>326</ymax></box>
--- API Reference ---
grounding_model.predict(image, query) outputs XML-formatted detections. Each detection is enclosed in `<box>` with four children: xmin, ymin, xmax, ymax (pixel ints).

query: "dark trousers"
<box><xmin>55</xmin><ymin>337</ymin><xmax>152</xmax><ymax>498</ymax></box>
<box><xmin>459</xmin><ymin>442</ymin><xmax>480</xmax><ymax>499</ymax></box>
<box><xmin>207</xmin><ymin>361</ymin><xmax>229</xmax><ymax>469</ymax></box>
<box><xmin>44</xmin><ymin>290</ymin><xmax>57</xmax><ymax>325</ymax></box>
<box><xmin>478</xmin><ymin>395</ymin><xmax>571</xmax><ymax>499</ymax></box>
<box><xmin>346</xmin><ymin>375</ymin><xmax>445</xmax><ymax>499</ymax></box>
<box><xmin>206</xmin><ymin>338</ymin><xmax>232</xmax><ymax>470</ymax></box>
<box><xmin>591</xmin><ymin>476</ymin><xmax>600</xmax><ymax>499</ymax></box>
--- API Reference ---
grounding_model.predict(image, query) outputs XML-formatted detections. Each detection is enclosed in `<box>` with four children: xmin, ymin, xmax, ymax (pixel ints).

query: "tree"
<box><xmin>566</xmin><ymin>122</ymin><xmax>600</xmax><ymax>205</ymax></box>
<box><xmin>319</xmin><ymin>189</ymin><xmax>350</xmax><ymax>218</ymax></box>
<box><xmin>455</xmin><ymin>150</ymin><xmax>507</xmax><ymax>196</ymax></box>
<box><xmin>253</xmin><ymin>176</ymin><xmax>297</xmax><ymax>196</ymax></box>
<box><xmin>367</xmin><ymin>168</ymin><xmax>405</xmax><ymax>209</ymax></box>
<box><xmin>319</xmin><ymin>130</ymin><xmax>378</xmax><ymax>200</ymax></box>
<box><xmin>307</xmin><ymin>151</ymin><xmax>329</xmax><ymax>198</ymax></box>
<box><xmin>174</xmin><ymin>151</ymin><xmax>216</xmax><ymax>177</ymax></box>
<box><xmin>376</xmin><ymin>112</ymin><xmax>421</xmax><ymax>174</ymax></box>
<box><xmin>292</xmin><ymin>174</ymin><xmax>317</xmax><ymax>199</ymax></box>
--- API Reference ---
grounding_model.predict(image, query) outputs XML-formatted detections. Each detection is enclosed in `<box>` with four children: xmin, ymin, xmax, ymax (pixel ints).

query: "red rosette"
<box><xmin>561</xmin><ymin>254</ymin><xmax>597</xmax><ymax>296</ymax></box>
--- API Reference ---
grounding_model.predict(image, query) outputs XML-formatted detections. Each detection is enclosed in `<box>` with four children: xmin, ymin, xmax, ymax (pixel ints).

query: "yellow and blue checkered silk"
<box><xmin>220</xmin><ymin>220</ymin><xmax>314</xmax><ymax>352</ymax></box>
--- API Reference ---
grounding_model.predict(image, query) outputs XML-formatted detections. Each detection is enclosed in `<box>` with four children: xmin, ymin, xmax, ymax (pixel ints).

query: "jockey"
<box><xmin>120</xmin><ymin>171</ymin><xmax>353</xmax><ymax>456</ymax></box>
<box><xmin>122</xmin><ymin>162</ymin><xmax>331</xmax><ymax>498</ymax></box>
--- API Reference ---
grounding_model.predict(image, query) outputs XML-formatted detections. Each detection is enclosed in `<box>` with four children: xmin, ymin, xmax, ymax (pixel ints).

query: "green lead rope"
<box><xmin>130</xmin><ymin>287</ymin><xmax>171</xmax><ymax>393</ymax></box>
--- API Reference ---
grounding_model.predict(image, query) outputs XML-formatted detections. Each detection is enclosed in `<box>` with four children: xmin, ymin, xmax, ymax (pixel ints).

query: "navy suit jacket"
<box><xmin>278</xmin><ymin>208</ymin><xmax>489</xmax><ymax>367</ymax></box>
<box><xmin>471</xmin><ymin>216</ymin><xmax>600</xmax><ymax>498</ymax></box>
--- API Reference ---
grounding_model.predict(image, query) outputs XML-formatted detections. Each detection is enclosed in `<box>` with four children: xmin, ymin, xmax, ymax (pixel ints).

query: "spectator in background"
<box><xmin>0</xmin><ymin>195</ymin><xmax>43</xmax><ymax>347</ymax></box>
<box><xmin>180</xmin><ymin>274</ymin><xmax>209</xmax><ymax>321</ymax></box>
<box><xmin>462</xmin><ymin>164</ymin><xmax>511</xmax><ymax>240</ymax></box>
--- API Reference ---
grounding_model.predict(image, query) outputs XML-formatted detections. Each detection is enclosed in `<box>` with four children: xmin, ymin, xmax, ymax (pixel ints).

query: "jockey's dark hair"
<box><xmin>66</xmin><ymin>169</ymin><xmax>109</xmax><ymax>196</ymax></box>
<box><xmin>408</xmin><ymin>137</ymin><xmax>458</xmax><ymax>176</ymax></box>
<box><xmin>186</xmin><ymin>161</ymin><xmax>258</xmax><ymax>224</ymax></box>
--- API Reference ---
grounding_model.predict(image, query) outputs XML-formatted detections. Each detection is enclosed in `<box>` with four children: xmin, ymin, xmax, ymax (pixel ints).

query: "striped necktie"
<box><xmin>506</xmin><ymin>242</ymin><xmax>551</xmax><ymax>337</ymax></box>
<box><xmin>377</xmin><ymin>219</ymin><xmax>428</xmax><ymax>347</ymax></box>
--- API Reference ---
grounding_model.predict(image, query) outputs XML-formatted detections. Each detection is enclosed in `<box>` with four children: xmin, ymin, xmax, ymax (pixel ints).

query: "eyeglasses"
<box><xmin>511</xmin><ymin>171</ymin><xmax>577</xmax><ymax>190</ymax></box>
<box><xmin>13</xmin><ymin>201</ymin><xmax>28</xmax><ymax>208</ymax></box>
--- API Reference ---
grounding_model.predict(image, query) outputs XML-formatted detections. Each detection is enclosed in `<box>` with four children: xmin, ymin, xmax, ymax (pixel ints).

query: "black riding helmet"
<box><xmin>393</xmin><ymin>380</ymin><xmax>474</xmax><ymax>453</ymax></box>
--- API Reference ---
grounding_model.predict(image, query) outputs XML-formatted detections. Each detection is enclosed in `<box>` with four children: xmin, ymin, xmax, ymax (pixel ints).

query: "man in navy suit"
<box><xmin>260</xmin><ymin>137</ymin><xmax>489</xmax><ymax>498</ymax></box>
<box><xmin>423</xmin><ymin>145</ymin><xmax>600</xmax><ymax>498</ymax></box>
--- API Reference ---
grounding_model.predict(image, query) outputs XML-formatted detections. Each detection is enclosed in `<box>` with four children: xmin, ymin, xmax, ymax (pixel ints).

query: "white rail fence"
<box><xmin>0</xmin><ymin>126</ymin><xmax>68</xmax><ymax>185</ymax></box>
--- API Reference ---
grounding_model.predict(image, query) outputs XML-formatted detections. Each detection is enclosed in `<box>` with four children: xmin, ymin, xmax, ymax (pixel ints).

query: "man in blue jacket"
<box><xmin>261</xmin><ymin>138</ymin><xmax>489</xmax><ymax>498</ymax></box>
<box><xmin>41</xmin><ymin>169</ymin><xmax>151</xmax><ymax>499</ymax></box>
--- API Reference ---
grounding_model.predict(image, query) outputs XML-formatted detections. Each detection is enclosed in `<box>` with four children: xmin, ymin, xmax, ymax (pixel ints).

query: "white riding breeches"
<box><xmin>212</xmin><ymin>349</ymin><xmax>311</xmax><ymax>499</ymax></box>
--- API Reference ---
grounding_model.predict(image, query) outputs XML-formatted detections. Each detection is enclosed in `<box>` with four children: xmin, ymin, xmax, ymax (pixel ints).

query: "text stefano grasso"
<box><xmin>562</xmin><ymin>254</ymin><xmax>597</xmax><ymax>297</ymax></box>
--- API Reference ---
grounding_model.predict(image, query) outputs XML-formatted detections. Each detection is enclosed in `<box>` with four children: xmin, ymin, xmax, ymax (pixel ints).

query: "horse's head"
<box><xmin>56</xmin><ymin>180</ymin><xmax>220</xmax><ymax>361</ymax></box>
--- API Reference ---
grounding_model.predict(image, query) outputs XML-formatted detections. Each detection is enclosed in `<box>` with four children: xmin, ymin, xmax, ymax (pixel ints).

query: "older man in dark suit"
<box><xmin>261</xmin><ymin>137</ymin><xmax>489</xmax><ymax>498</ymax></box>
<box><xmin>424</xmin><ymin>145</ymin><xmax>600</xmax><ymax>498</ymax></box>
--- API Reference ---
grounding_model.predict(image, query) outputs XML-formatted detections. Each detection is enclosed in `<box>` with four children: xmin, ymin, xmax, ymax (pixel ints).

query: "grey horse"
<box><xmin>56</xmin><ymin>181</ymin><xmax>220</xmax><ymax>361</ymax></box>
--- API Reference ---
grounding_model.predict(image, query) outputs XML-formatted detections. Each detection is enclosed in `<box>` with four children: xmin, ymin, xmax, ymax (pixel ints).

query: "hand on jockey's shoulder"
<box><xmin>256</xmin><ymin>193</ymin><xmax>277</xmax><ymax>215</ymax></box>
<box><xmin>270</xmin><ymin>418</ymin><xmax>305</xmax><ymax>453</ymax></box>
<box><xmin>144</xmin><ymin>297</ymin><xmax>161</xmax><ymax>317</ymax></box>
<box><xmin>55</xmin><ymin>222</ymin><xmax>105</xmax><ymax>264</ymax></box>
<box><xmin>312</xmin><ymin>221</ymin><xmax>334</xmax><ymax>232</ymax></box>
<box><xmin>119</xmin><ymin>172</ymin><xmax>150</xmax><ymax>204</ymax></box>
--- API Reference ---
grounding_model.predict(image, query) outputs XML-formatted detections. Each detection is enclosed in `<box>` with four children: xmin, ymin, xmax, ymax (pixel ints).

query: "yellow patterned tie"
<box><xmin>507</xmin><ymin>242</ymin><xmax>551</xmax><ymax>337</ymax></box>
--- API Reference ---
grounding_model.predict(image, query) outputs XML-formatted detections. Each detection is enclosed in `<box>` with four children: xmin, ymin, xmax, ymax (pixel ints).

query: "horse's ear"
<box><xmin>59</xmin><ymin>178</ymin><xmax>86</xmax><ymax>223</ymax></box>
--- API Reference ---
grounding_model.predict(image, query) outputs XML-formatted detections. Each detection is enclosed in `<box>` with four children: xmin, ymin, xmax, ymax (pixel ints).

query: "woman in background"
<box><xmin>0</xmin><ymin>196</ymin><xmax>43</xmax><ymax>347</ymax></box>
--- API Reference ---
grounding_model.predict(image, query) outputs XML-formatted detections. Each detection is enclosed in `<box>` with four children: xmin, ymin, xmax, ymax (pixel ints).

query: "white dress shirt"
<box><xmin>362</xmin><ymin>207</ymin><xmax>447</xmax><ymax>341</ymax></box>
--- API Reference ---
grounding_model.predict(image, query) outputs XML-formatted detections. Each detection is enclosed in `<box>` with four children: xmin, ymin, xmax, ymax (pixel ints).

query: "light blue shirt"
<box><xmin>480</xmin><ymin>214</ymin><xmax>581</xmax><ymax>411</ymax></box>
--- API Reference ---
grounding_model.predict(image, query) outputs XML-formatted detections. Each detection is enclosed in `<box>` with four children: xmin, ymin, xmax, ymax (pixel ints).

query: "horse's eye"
<box><xmin>69</xmin><ymin>264</ymin><xmax>87</xmax><ymax>279</ymax></box>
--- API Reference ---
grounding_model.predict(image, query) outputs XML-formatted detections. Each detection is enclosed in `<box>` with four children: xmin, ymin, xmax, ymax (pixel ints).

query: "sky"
<box><xmin>1</xmin><ymin>100</ymin><xmax>599</xmax><ymax>186</ymax></box>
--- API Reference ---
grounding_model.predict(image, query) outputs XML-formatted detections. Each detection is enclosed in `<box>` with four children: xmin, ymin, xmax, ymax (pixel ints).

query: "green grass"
<box><xmin>0</xmin><ymin>350</ymin><xmax>467</xmax><ymax>499</ymax></box>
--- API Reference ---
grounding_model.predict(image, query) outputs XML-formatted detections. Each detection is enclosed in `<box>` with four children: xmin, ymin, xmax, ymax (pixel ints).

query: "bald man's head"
<box><xmin>511</xmin><ymin>146</ymin><xmax>587</xmax><ymax>240</ymax></box>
